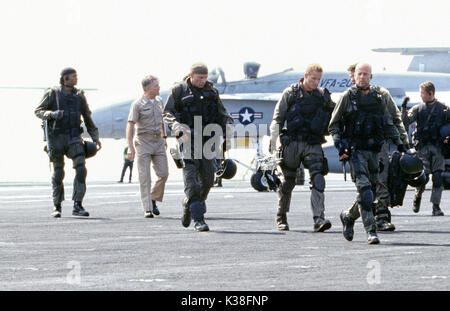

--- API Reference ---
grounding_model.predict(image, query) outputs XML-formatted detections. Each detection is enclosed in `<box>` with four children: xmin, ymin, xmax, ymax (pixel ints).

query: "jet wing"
<box><xmin>220</xmin><ymin>92</ymin><xmax>282</xmax><ymax>102</ymax></box>
<box><xmin>372</xmin><ymin>47</ymin><xmax>450</xmax><ymax>55</ymax></box>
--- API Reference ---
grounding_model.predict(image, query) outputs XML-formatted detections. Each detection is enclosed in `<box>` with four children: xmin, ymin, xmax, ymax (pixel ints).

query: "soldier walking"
<box><xmin>35</xmin><ymin>67</ymin><xmax>101</xmax><ymax>218</ymax></box>
<box><xmin>163</xmin><ymin>63</ymin><xmax>233</xmax><ymax>231</ymax></box>
<box><xmin>402</xmin><ymin>81</ymin><xmax>449</xmax><ymax>216</ymax></box>
<box><xmin>344</xmin><ymin>64</ymin><xmax>410</xmax><ymax>232</ymax></box>
<box><xmin>269</xmin><ymin>64</ymin><xmax>335</xmax><ymax>232</ymax></box>
<box><xmin>329</xmin><ymin>63</ymin><xmax>407</xmax><ymax>244</ymax></box>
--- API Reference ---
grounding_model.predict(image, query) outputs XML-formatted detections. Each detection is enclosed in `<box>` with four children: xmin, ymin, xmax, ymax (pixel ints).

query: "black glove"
<box><xmin>49</xmin><ymin>110</ymin><xmax>63</xmax><ymax>120</ymax></box>
<box><xmin>444</xmin><ymin>136</ymin><xmax>450</xmax><ymax>144</ymax></box>
<box><xmin>335</xmin><ymin>141</ymin><xmax>350</xmax><ymax>158</ymax></box>
<box><xmin>397</xmin><ymin>144</ymin><xmax>408</xmax><ymax>153</ymax></box>
<box><xmin>94</xmin><ymin>140</ymin><xmax>102</xmax><ymax>149</ymax></box>
<box><xmin>339</xmin><ymin>146</ymin><xmax>351</xmax><ymax>158</ymax></box>
<box><xmin>402</xmin><ymin>97</ymin><xmax>410</xmax><ymax>108</ymax></box>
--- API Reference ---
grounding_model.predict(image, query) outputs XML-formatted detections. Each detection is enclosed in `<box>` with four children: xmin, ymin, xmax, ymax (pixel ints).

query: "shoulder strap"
<box><xmin>172</xmin><ymin>82</ymin><xmax>188</xmax><ymax>112</ymax></box>
<box><xmin>50</xmin><ymin>87</ymin><xmax>60</xmax><ymax>130</ymax></box>
<box><xmin>287</xmin><ymin>83</ymin><xmax>301</xmax><ymax>111</ymax></box>
<box><xmin>348</xmin><ymin>86</ymin><xmax>359</xmax><ymax>111</ymax></box>
<box><xmin>424</xmin><ymin>102</ymin><xmax>438</xmax><ymax>126</ymax></box>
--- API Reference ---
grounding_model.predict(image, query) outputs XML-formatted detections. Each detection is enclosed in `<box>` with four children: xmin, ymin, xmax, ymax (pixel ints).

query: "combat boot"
<box><xmin>314</xmin><ymin>218</ymin><xmax>332</xmax><ymax>232</ymax></box>
<box><xmin>340</xmin><ymin>211</ymin><xmax>354</xmax><ymax>241</ymax></box>
<box><xmin>376</xmin><ymin>220</ymin><xmax>396</xmax><ymax>232</ymax></box>
<box><xmin>413</xmin><ymin>196</ymin><xmax>421</xmax><ymax>213</ymax></box>
<box><xmin>51</xmin><ymin>205</ymin><xmax>62</xmax><ymax>218</ymax></box>
<box><xmin>181</xmin><ymin>199</ymin><xmax>191</xmax><ymax>228</ymax></box>
<box><xmin>367</xmin><ymin>232</ymin><xmax>380</xmax><ymax>245</ymax></box>
<box><xmin>276</xmin><ymin>211</ymin><xmax>289</xmax><ymax>231</ymax></box>
<box><xmin>432</xmin><ymin>204</ymin><xmax>444</xmax><ymax>216</ymax></box>
<box><xmin>152</xmin><ymin>200</ymin><xmax>160</xmax><ymax>216</ymax></box>
<box><xmin>194</xmin><ymin>219</ymin><xmax>210</xmax><ymax>232</ymax></box>
<box><xmin>72</xmin><ymin>201</ymin><xmax>89</xmax><ymax>217</ymax></box>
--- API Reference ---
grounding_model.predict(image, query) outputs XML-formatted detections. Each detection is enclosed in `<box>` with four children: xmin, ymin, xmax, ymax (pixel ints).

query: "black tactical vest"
<box><xmin>285</xmin><ymin>84</ymin><xmax>332</xmax><ymax>144</ymax></box>
<box><xmin>343</xmin><ymin>86</ymin><xmax>385</xmax><ymax>152</ymax></box>
<box><xmin>174</xmin><ymin>81</ymin><xmax>219</xmax><ymax>129</ymax></box>
<box><xmin>50</xmin><ymin>88</ymin><xmax>83</xmax><ymax>137</ymax></box>
<box><xmin>415</xmin><ymin>101</ymin><xmax>445</xmax><ymax>145</ymax></box>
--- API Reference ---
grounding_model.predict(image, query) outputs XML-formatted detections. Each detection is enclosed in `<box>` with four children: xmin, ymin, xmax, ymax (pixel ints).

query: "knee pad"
<box><xmin>189</xmin><ymin>200</ymin><xmax>206</xmax><ymax>221</ymax></box>
<box><xmin>75</xmin><ymin>164</ymin><xmax>87</xmax><ymax>184</ymax></box>
<box><xmin>432</xmin><ymin>171</ymin><xmax>443</xmax><ymax>188</ymax></box>
<box><xmin>311</xmin><ymin>173</ymin><xmax>326</xmax><ymax>193</ymax></box>
<box><xmin>359</xmin><ymin>186</ymin><xmax>374</xmax><ymax>211</ymax></box>
<box><xmin>304</xmin><ymin>158</ymin><xmax>323</xmax><ymax>172</ymax></box>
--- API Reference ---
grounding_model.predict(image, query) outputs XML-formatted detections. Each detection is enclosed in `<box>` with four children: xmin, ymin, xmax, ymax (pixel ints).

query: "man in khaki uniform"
<box><xmin>329</xmin><ymin>63</ymin><xmax>406</xmax><ymax>244</ymax></box>
<box><xmin>402</xmin><ymin>81</ymin><xmax>449</xmax><ymax>216</ymax></box>
<box><xmin>127</xmin><ymin>75</ymin><xmax>169</xmax><ymax>218</ymax></box>
<box><xmin>269</xmin><ymin>64</ymin><xmax>335</xmax><ymax>232</ymax></box>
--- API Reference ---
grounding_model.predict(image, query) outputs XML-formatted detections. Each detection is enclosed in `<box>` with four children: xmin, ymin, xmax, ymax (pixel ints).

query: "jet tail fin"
<box><xmin>372</xmin><ymin>47</ymin><xmax>450</xmax><ymax>74</ymax></box>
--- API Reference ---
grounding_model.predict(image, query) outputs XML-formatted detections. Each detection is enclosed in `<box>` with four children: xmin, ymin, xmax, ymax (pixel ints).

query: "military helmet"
<box><xmin>399</xmin><ymin>150</ymin><xmax>424</xmax><ymax>175</ymax></box>
<box><xmin>216</xmin><ymin>158</ymin><xmax>237</xmax><ymax>180</ymax></box>
<box><xmin>406</xmin><ymin>171</ymin><xmax>427</xmax><ymax>188</ymax></box>
<box><xmin>84</xmin><ymin>141</ymin><xmax>99</xmax><ymax>158</ymax></box>
<box><xmin>440</xmin><ymin>123</ymin><xmax>450</xmax><ymax>138</ymax></box>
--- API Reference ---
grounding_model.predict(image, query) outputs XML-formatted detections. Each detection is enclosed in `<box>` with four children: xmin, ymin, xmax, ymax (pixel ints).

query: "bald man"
<box><xmin>329</xmin><ymin>63</ymin><xmax>407</xmax><ymax>244</ymax></box>
<box><xmin>344</xmin><ymin>63</ymin><xmax>409</xmax><ymax>232</ymax></box>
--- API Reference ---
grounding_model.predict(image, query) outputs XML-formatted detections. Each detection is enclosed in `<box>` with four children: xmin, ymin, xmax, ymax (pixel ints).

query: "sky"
<box><xmin>1</xmin><ymin>0</ymin><xmax>450</xmax><ymax>182</ymax></box>
<box><xmin>1</xmin><ymin>0</ymin><xmax>450</xmax><ymax>93</ymax></box>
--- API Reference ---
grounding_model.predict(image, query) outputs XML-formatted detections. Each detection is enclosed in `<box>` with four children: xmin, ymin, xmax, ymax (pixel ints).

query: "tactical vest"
<box><xmin>285</xmin><ymin>84</ymin><xmax>331</xmax><ymax>144</ymax></box>
<box><xmin>415</xmin><ymin>101</ymin><xmax>445</xmax><ymax>145</ymax></box>
<box><xmin>50</xmin><ymin>87</ymin><xmax>83</xmax><ymax>137</ymax></box>
<box><xmin>173</xmin><ymin>81</ymin><xmax>219</xmax><ymax>129</ymax></box>
<box><xmin>343</xmin><ymin>86</ymin><xmax>385</xmax><ymax>152</ymax></box>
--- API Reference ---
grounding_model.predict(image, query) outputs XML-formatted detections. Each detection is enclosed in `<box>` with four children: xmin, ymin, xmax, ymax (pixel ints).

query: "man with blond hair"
<box><xmin>269</xmin><ymin>64</ymin><xmax>335</xmax><ymax>232</ymax></box>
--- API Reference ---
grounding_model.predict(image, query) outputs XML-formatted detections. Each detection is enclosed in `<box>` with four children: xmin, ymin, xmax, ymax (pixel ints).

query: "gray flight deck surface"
<box><xmin>0</xmin><ymin>176</ymin><xmax>449</xmax><ymax>291</ymax></box>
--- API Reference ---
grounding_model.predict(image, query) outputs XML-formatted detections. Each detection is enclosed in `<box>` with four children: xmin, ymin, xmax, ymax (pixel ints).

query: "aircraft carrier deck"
<box><xmin>0</xmin><ymin>177</ymin><xmax>448</xmax><ymax>291</ymax></box>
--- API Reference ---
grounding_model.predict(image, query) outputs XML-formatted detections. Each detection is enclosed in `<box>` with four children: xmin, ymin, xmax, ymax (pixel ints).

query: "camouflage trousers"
<box><xmin>347</xmin><ymin>141</ymin><xmax>391</xmax><ymax>224</ymax></box>
<box><xmin>344</xmin><ymin>149</ymin><xmax>378</xmax><ymax>233</ymax></box>
<box><xmin>415</xmin><ymin>144</ymin><xmax>445</xmax><ymax>204</ymax></box>
<box><xmin>278</xmin><ymin>141</ymin><xmax>326</xmax><ymax>224</ymax></box>
<box><xmin>50</xmin><ymin>135</ymin><xmax>87</xmax><ymax>206</ymax></box>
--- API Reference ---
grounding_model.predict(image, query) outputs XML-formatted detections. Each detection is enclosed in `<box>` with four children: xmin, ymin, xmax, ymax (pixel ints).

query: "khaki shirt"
<box><xmin>128</xmin><ymin>95</ymin><xmax>165</xmax><ymax>154</ymax></box>
<box><xmin>329</xmin><ymin>85</ymin><xmax>402</xmax><ymax>146</ymax></box>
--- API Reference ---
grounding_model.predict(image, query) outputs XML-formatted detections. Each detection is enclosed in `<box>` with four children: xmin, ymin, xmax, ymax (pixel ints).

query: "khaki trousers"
<box><xmin>135</xmin><ymin>139</ymin><xmax>169</xmax><ymax>212</ymax></box>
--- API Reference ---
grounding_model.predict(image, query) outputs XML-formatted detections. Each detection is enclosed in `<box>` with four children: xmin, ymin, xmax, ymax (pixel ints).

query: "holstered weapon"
<box><xmin>43</xmin><ymin>119</ymin><xmax>54</xmax><ymax>162</ymax></box>
<box><xmin>341</xmin><ymin>159</ymin><xmax>347</xmax><ymax>181</ymax></box>
<box><xmin>338</xmin><ymin>139</ymin><xmax>351</xmax><ymax>181</ymax></box>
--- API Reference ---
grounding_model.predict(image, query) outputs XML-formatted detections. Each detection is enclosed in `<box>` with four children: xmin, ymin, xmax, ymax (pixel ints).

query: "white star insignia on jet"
<box><xmin>240</xmin><ymin>109</ymin><xmax>253</xmax><ymax>123</ymax></box>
